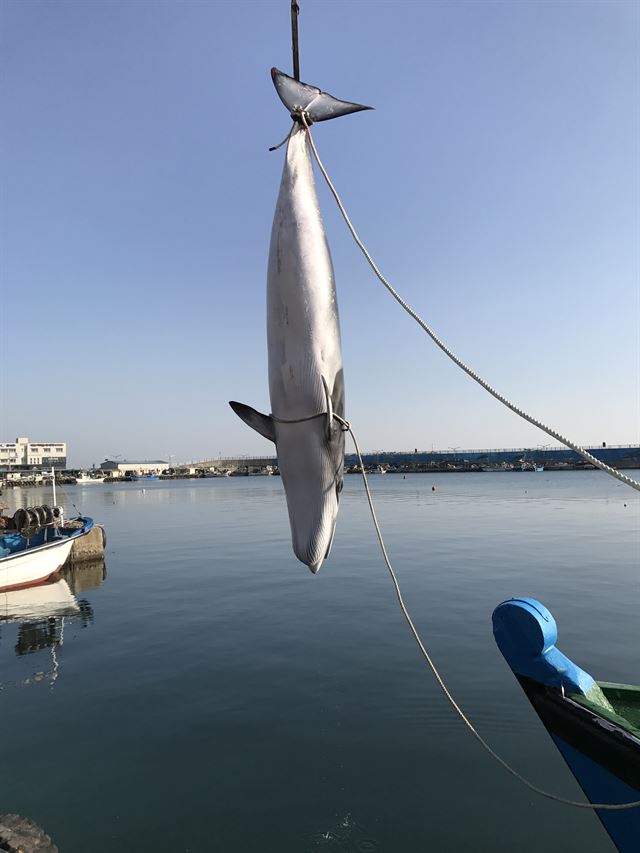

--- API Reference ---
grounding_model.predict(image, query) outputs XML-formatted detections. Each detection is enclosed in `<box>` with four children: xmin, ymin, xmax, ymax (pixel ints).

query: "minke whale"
<box><xmin>230</xmin><ymin>68</ymin><xmax>371</xmax><ymax>573</ymax></box>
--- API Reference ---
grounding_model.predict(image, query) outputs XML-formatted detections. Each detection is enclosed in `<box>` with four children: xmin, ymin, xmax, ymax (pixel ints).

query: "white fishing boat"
<box><xmin>0</xmin><ymin>468</ymin><xmax>94</xmax><ymax>592</ymax></box>
<box><xmin>0</xmin><ymin>513</ymin><xmax>94</xmax><ymax>593</ymax></box>
<box><xmin>75</xmin><ymin>473</ymin><xmax>105</xmax><ymax>484</ymax></box>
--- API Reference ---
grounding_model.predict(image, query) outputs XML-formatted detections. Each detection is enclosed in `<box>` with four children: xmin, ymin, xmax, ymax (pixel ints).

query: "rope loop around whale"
<box><xmin>271</xmin><ymin>411</ymin><xmax>352</xmax><ymax>431</ymax></box>
<box><xmin>298</xmin><ymin>112</ymin><xmax>640</xmax><ymax>494</ymax></box>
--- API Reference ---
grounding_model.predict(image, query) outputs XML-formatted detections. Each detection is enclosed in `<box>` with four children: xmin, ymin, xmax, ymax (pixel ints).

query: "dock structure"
<box><xmin>347</xmin><ymin>444</ymin><xmax>640</xmax><ymax>471</ymax></box>
<box><xmin>196</xmin><ymin>445</ymin><xmax>640</xmax><ymax>474</ymax></box>
<box><xmin>67</xmin><ymin>523</ymin><xmax>106</xmax><ymax>563</ymax></box>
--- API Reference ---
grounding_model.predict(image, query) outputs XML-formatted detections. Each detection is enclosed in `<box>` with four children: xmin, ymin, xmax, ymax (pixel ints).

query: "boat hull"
<box><xmin>0</xmin><ymin>518</ymin><xmax>94</xmax><ymax>593</ymax></box>
<box><xmin>0</xmin><ymin>538</ymin><xmax>74</xmax><ymax>592</ymax></box>
<box><xmin>518</xmin><ymin>675</ymin><xmax>640</xmax><ymax>852</ymax></box>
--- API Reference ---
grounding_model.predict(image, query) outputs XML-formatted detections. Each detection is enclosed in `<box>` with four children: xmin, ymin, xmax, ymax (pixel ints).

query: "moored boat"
<box><xmin>75</xmin><ymin>473</ymin><xmax>105</xmax><ymax>484</ymax></box>
<box><xmin>0</xmin><ymin>510</ymin><xmax>94</xmax><ymax>593</ymax></box>
<box><xmin>493</xmin><ymin>597</ymin><xmax>640</xmax><ymax>853</ymax></box>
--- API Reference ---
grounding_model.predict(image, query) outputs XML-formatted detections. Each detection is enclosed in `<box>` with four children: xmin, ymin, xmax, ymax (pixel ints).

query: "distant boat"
<box><xmin>0</xmin><ymin>509</ymin><xmax>94</xmax><ymax>593</ymax></box>
<box><xmin>128</xmin><ymin>474</ymin><xmax>159</xmax><ymax>481</ymax></box>
<box><xmin>534</xmin><ymin>465</ymin><xmax>544</xmax><ymax>472</ymax></box>
<box><xmin>75</xmin><ymin>473</ymin><xmax>105</xmax><ymax>484</ymax></box>
<box><xmin>493</xmin><ymin>597</ymin><xmax>640</xmax><ymax>853</ymax></box>
<box><xmin>514</xmin><ymin>453</ymin><xmax>541</xmax><ymax>471</ymax></box>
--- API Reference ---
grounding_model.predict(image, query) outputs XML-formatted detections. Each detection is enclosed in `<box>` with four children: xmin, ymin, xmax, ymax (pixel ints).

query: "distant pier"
<box><xmin>1</xmin><ymin>445</ymin><xmax>637</xmax><ymax>487</ymax></box>
<box><xmin>196</xmin><ymin>444</ymin><xmax>640</xmax><ymax>475</ymax></box>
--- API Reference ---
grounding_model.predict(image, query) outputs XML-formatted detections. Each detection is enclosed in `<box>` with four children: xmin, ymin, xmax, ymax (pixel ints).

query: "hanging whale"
<box><xmin>230</xmin><ymin>68</ymin><xmax>371</xmax><ymax>573</ymax></box>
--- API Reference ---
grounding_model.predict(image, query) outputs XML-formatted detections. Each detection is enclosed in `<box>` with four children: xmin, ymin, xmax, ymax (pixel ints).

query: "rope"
<box><xmin>271</xmin><ymin>411</ymin><xmax>327</xmax><ymax>425</ymax></box>
<box><xmin>274</xmin><ymin>114</ymin><xmax>639</xmax><ymax>808</ymax></box>
<box><xmin>333</xmin><ymin>412</ymin><xmax>640</xmax><ymax>810</ymax></box>
<box><xmin>269</xmin><ymin>122</ymin><xmax>295</xmax><ymax>152</ymax></box>
<box><xmin>299</xmin><ymin>113</ymin><xmax>640</xmax><ymax>494</ymax></box>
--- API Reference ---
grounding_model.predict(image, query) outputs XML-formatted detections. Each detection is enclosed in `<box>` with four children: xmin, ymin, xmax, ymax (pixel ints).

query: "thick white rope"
<box><xmin>300</xmin><ymin>113</ymin><xmax>640</xmax><ymax>494</ymax></box>
<box><xmin>333</xmin><ymin>413</ymin><xmax>640</xmax><ymax>811</ymax></box>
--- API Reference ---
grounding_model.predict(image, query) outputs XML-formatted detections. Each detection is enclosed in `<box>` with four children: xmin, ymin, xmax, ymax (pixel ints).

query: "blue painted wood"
<box><xmin>492</xmin><ymin>597</ymin><xmax>595</xmax><ymax>695</ymax></box>
<box><xmin>552</xmin><ymin>736</ymin><xmax>640</xmax><ymax>853</ymax></box>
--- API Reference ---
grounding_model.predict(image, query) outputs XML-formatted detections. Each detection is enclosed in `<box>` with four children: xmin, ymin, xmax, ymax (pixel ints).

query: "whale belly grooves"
<box><xmin>267</xmin><ymin>125</ymin><xmax>343</xmax><ymax>422</ymax></box>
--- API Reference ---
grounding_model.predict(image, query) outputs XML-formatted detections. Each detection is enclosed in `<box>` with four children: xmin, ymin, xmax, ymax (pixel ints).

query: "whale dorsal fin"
<box><xmin>271</xmin><ymin>68</ymin><xmax>373</xmax><ymax>123</ymax></box>
<box><xmin>229</xmin><ymin>401</ymin><xmax>276</xmax><ymax>443</ymax></box>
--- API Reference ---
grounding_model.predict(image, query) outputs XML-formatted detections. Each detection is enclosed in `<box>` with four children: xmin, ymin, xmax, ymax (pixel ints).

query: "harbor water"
<box><xmin>0</xmin><ymin>471</ymin><xmax>638</xmax><ymax>852</ymax></box>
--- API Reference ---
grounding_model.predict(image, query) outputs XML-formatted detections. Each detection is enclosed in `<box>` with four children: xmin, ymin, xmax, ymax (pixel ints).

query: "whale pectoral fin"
<box><xmin>229</xmin><ymin>401</ymin><xmax>276</xmax><ymax>443</ymax></box>
<box><xmin>321</xmin><ymin>376</ymin><xmax>334</xmax><ymax>439</ymax></box>
<box><xmin>331</xmin><ymin>369</ymin><xmax>345</xmax><ymax>418</ymax></box>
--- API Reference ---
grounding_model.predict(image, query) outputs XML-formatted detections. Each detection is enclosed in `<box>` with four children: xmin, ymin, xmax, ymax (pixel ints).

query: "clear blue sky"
<box><xmin>1</xmin><ymin>0</ymin><xmax>638</xmax><ymax>467</ymax></box>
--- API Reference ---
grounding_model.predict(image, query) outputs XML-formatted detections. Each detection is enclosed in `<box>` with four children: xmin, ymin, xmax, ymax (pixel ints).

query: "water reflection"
<box><xmin>0</xmin><ymin>577</ymin><xmax>79</xmax><ymax>624</ymax></box>
<box><xmin>62</xmin><ymin>558</ymin><xmax>106</xmax><ymax>594</ymax></box>
<box><xmin>0</xmin><ymin>560</ymin><xmax>106</xmax><ymax>688</ymax></box>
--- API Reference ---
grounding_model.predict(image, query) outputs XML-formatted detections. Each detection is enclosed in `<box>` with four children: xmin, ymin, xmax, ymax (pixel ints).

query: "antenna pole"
<box><xmin>291</xmin><ymin>0</ymin><xmax>300</xmax><ymax>80</ymax></box>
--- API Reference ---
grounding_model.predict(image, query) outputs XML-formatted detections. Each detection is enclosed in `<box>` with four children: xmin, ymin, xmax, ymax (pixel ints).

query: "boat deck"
<box><xmin>573</xmin><ymin>682</ymin><xmax>640</xmax><ymax>740</ymax></box>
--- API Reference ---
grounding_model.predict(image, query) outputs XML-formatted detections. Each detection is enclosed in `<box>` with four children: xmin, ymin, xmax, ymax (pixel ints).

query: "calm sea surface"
<box><xmin>0</xmin><ymin>471</ymin><xmax>638</xmax><ymax>852</ymax></box>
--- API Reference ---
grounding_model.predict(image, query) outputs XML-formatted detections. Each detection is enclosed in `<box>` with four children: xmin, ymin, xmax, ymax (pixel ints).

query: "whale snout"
<box><xmin>290</xmin><ymin>497</ymin><xmax>338</xmax><ymax>574</ymax></box>
<box><xmin>276</xmin><ymin>421</ymin><xmax>344</xmax><ymax>574</ymax></box>
<box><xmin>308</xmin><ymin>560</ymin><xmax>322</xmax><ymax>575</ymax></box>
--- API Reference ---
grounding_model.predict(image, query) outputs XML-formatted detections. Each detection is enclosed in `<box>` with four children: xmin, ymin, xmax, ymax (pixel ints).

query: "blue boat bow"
<box><xmin>493</xmin><ymin>597</ymin><xmax>640</xmax><ymax>853</ymax></box>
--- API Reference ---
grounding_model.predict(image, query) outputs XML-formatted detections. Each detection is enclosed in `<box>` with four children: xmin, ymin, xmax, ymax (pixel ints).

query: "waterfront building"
<box><xmin>99</xmin><ymin>459</ymin><xmax>168</xmax><ymax>476</ymax></box>
<box><xmin>0</xmin><ymin>436</ymin><xmax>67</xmax><ymax>469</ymax></box>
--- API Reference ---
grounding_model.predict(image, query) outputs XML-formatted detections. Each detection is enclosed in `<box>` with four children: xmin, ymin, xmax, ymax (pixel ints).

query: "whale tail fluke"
<box><xmin>271</xmin><ymin>68</ymin><xmax>373</xmax><ymax>123</ymax></box>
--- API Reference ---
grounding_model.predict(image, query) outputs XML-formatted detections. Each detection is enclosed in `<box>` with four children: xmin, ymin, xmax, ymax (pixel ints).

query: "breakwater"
<box><xmin>1</xmin><ymin>446</ymin><xmax>637</xmax><ymax>487</ymax></box>
<box><xmin>197</xmin><ymin>444</ymin><xmax>640</xmax><ymax>474</ymax></box>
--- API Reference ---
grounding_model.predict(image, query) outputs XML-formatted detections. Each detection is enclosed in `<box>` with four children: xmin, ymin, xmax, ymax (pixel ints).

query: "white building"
<box><xmin>0</xmin><ymin>436</ymin><xmax>67</xmax><ymax>469</ymax></box>
<box><xmin>99</xmin><ymin>460</ymin><xmax>168</xmax><ymax>476</ymax></box>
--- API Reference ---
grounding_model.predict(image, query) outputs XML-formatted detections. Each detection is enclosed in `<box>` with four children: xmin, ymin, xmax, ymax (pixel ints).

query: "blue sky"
<box><xmin>1</xmin><ymin>0</ymin><xmax>638</xmax><ymax>467</ymax></box>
